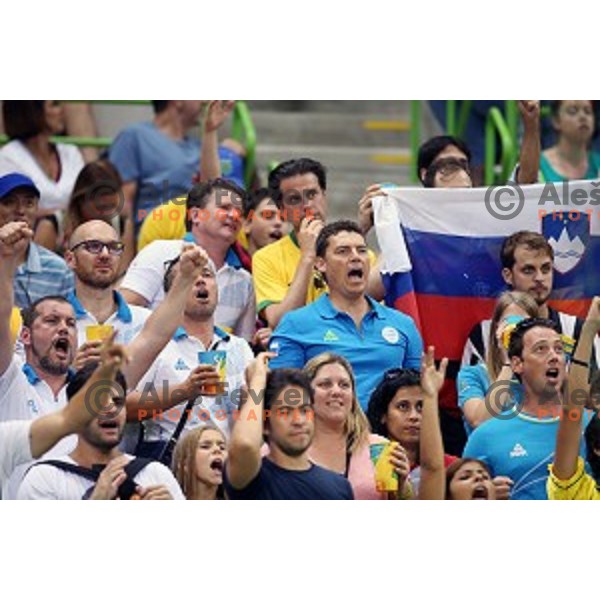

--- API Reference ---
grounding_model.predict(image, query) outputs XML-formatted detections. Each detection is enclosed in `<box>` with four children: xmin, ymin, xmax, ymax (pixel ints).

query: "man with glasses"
<box><xmin>0</xmin><ymin>172</ymin><xmax>74</xmax><ymax>309</ymax></box>
<box><xmin>0</xmin><ymin>219</ymin><xmax>210</xmax><ymax>424</ymax></box>
<box><xmin>64</xmin><ymin>220</ymin><xmax>152</xmax><ymax>364</ymax></box>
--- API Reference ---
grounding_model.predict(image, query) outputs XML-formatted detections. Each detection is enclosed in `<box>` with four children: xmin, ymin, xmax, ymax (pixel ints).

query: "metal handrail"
<box><xmin>230</xmin><ymin>101</ymin><xmax>257</xmax><ymax>187</ymax></box>
<box><xmin>409</xmin><ymin>100</ymin><xmax>422</xmax><ymax>182</ymax></box>
<box><xmin>0</xmin><ymin>100</ymin><xmax>257</xmax><ymax>188</ymax></box>
<box><xmin>484</xmin><ymin>106</ymin><xmax>515</xmax><ymax>185</ymax></box>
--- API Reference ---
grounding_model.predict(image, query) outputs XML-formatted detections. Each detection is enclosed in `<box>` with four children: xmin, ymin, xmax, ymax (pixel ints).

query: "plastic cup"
<box><xmin>198</xmin><ymin>351</ymin><xmax>227</xmax><ymax>395</ymax></box>
<box><xmin>86</xmin><ymin>324</ymin><xmax>114</xmax><ymax>342</ymax></box>
<box><xmin>370</xmin><ymin>441</ymin><xmax>399</xmax><ymax>493</ymax></box>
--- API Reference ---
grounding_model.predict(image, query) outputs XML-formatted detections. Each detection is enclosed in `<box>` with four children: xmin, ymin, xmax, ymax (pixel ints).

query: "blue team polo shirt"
<box><xmin>463</xmin><ymin>407</ymin><xmax>591</xmax><ymax>500</ymax></box>
<box><xmin>269</xmin><ymin>294</ymin><xmax>423</xmax><ymax>409</ymax></box>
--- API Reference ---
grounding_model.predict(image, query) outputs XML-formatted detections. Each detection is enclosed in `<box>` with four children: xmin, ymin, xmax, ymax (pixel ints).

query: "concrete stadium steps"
<box><xmin>92</xmin><ymin>100</ymin><xmax>417</xmax><ymax>223</ymax></box>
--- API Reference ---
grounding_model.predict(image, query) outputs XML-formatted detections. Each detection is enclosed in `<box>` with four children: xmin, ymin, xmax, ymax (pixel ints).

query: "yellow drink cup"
<box><xmin>198</xmin><ymin>351</ymin><xmax>227</xmax><ymax>395</ymax></box>
<box><xmin>370</xmin><ymin>441</ymin><xmax>399</xmax><ymax>493</ymax></box>
<box><xmin>86</xmin><ymin>324</ymin><xmax>114</xmax><ymax>342</ymax></box>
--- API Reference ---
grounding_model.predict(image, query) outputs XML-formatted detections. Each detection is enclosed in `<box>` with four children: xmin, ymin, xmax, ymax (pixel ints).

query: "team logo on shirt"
<box><xmin>381</xmin><ymin>326</ymin><xmax>400</xmax><ymax>344</ymax></box>
<box><xmin>323</xmin><ymin>330</ymin><xmax>340</xmax><ymax>342</ymax></box>
<box><xmin>174</xmin><ymin>358</ymin><xmax>190</xmax><ymax>371</ymax></box>
<box><xmin>509</xmin><ymin>443</ymin><xmax>528</xmax><ymax>458</ymax></box>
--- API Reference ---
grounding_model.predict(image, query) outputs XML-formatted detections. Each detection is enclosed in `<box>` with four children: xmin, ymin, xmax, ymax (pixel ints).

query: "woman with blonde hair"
<box><xmin>457</xmin><ymin>290</ymin><xmax>539</xmax><ymax>437</ymax></box>
<box><xmin>304</xmin><ymin>350</ymin><xmax>447</xmax><ymax>500</ymax></box>
<box><xmin>172</xmin><ymin>425</ymin><xmax>226</xmax><ymax>500</ymax></box>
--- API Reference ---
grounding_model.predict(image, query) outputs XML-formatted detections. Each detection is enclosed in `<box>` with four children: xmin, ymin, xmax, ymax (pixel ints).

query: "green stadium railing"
<box><xmin>0</xmin><ymin>100</ymin><xmax>257</xmax><ymax>189</ymax></box>
<box><xmin>484</xmin><ymin>106</ymin><xmax>515</xmax><ymax>185</ymax></box>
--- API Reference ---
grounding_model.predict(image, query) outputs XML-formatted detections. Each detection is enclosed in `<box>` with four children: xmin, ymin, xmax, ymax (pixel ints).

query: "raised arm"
<box><xmin>0</xmin><ymin>222</ymin><xmax>33</xmax><ymax>376</ymax></box>
<box><xmin>199</xmin><ymin>101</ymin><xmax>235</xmax><ymax>181</ymax></box>
<box><xmin>226</xmin><ymin>353</ymin><xmax>273</xmax><ymax>490</ymax></box>
<box><xmin>516</xmin><ymin>101</ymin><xmax>541</xmax><ymax>185</ymax></box>
<box><xmin>417</xmin><ymin>347</ymin><xmax>448</xmax><ymax>500</ymax></box>
<box><xmin>29</xmin><ymin>334</ymin><xmax>129</xmax><ymax>457</ymax></box>
<box><xmin>552</xmin><ymin>297</ymin><xmax>600</xmax><ymax>480</ymax></box>
<box><xmin>122</xmin><ymin>245</ymin><xmax>208</xmax><ymax>388</ymax></box>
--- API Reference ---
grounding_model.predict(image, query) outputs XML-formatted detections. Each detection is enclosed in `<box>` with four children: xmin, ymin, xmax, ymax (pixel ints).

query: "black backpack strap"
<box><xmin>30</xmin><ymin>458</ymin><xmax>156</xmax><ymax>500</ymax></box>
<box><xmin>117</xmin><ymin>457</ymin><xmax>156</xmax><ymax>499</ymax></box>
<box><xmin>158</xmin><ymin>397</ymin><xmax>196</xmax><ymax>466</ymax></box>
<box><xmin>29</xmin><ymin>460</ymin><xmax>100</xmax><ymax>482</ymax></box>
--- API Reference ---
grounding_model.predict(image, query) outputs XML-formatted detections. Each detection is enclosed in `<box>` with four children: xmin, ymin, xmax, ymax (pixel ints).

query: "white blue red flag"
<box><xmin>374</xmin><ymin>180</ymin><xmax>600</xmax><ymax>411</ymax></box>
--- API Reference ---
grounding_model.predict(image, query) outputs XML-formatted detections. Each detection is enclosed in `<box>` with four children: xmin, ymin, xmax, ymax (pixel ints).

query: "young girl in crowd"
<box><xmin>540</xmin><ymin>100</ymin><xmax>600</xmax><ymax>182</ymax></box>
<box><xmin>457</xmin><ymin>291</ymin><xmax>539</xmax><ymax>435</ymax></box>
<box><xmin>172</xmin><ymin>425</ymin><xmax>227</xmax><ymax>500</ymax></box>
<box><xmin>445</xmin><ymin>458</ymin><xmax>496</xmax><ymax>500</ymax></box>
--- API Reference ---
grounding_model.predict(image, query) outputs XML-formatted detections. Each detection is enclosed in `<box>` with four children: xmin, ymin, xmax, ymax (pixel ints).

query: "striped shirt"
<box><xmin>13</xmin><ymin>243</ymin><xmax>75</xmax><ymax>309</ymax></box>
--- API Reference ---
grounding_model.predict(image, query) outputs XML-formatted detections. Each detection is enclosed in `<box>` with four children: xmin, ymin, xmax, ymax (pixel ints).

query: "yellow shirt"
<box><xmin>10</xmin><ymin>307</ymin><xmax>22</xmax><ymax>347</ymax></box>
<box><xmin>252</xmin><ymin>231</ymin><xmax>376</xmax><ymax>316</ymax></box>
<box><xmin>547</xmin><ymin>457</ymin><xmax>600</xmax><ymax>500</ymax></box>
<box><xmin>137</xmin><ymin>198</ymin><xmax>187</xmax><ymax>252</ymax></box>
<box><xmin>137</xmin><ymin>197</ymin><xmax>249</xmax><ymax>252</ymax></box>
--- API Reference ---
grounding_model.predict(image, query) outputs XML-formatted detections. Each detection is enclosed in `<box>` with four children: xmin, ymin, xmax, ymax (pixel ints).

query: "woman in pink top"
<box><xmin>303</xmin><ymin>352</ymin><xmax>413</xmax><ymax>500</ymax></box>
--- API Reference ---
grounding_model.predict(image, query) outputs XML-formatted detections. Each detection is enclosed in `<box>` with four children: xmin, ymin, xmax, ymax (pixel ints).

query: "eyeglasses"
<box><xmin>70</xmin><ymin>239</ymin><xmax>125</xmax><ymax>255</ymax></box>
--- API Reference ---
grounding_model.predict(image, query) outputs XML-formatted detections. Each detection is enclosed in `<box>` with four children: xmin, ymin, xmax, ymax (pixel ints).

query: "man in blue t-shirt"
<box><xmin>269</xmin><ymin>220</ymin><xmax>423</xmax><ymax>409</ymax></box>
<box><xmin>224</xmin><ymin>354</ymin><xmax>353</xmax><ymax>500</ymax></box>
<box><xmin>108</xmin><ymin>101</ymin><xmax>245</xmax><ymax>229</ymax></box>
<box><xmin>463</xmin><ymin>317</ymin><xmax>590</xmax><ymax>500</ymax></box>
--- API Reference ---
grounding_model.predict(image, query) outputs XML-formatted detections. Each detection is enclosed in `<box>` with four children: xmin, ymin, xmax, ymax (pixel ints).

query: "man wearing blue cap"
<box><xmin>0</xmin><ymin>172</ymin><xmax>74</xmax><ymax>308</ymax></box>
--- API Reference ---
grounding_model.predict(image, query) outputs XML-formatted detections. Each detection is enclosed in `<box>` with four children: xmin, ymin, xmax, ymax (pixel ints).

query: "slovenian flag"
<box><xmin>373</xmin><ymin>180</ymin><xmax>600</xmax><ymax>412</ymax></box>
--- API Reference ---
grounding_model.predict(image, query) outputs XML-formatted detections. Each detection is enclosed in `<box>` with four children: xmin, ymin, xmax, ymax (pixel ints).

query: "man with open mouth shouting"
<box><xmin>463</xmin><ymin>317</ymin><xmax>591</xmax><ymax>500</ymax></box>
<box><xmin>269</xmin><ymin>220</ymin><xmax>423</xmax><ymax>410</ymax></box>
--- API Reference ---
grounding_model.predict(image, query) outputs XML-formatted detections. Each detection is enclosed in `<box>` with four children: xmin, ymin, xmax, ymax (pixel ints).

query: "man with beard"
<box><xmin>17</xmin><ymin>360</ymin><xmax>184</xmax><ymax>500</ymax></box>
<box><xmin>65</xmin><ymin>220</ymin><xmax>152</xmax><ymax>364</ymax></box>
<box><xmin>463</xmin><ymin>317</ymin><xmax>591</xmax><ymax>500</ymax></box>
<box><xmin>462</xmin><ymin>231</ymin><xmax>591</xmax><ymax>366</ymax></box>
<box><xmin>224</xmin><ymin>353</ymin><xmax>353</xmax><ymax>499</ymax></box>
<box><xmin>0</xmin><ymin>335</ymin><xmax>127</xmax><ymax>496</ymax></box>
<box><xmin>0</xmin><ymin>220</ymin><xmax>210</xmax><ymax>423</ymax></box>
<box><xmin>130</xmin><ymin>255</ymin><xmax>254</xmax><ymax>457</ymax></box>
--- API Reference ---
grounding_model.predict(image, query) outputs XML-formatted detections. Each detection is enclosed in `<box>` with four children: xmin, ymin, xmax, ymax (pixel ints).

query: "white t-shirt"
<box><xmin>0</xmin><ymin>356</ymin><xmax>67</xmax><ymax>422</ymax></box>
<box><xmin>17</xmin><ymin>453</ymin><xmax>185</xmax><ymax>500</ymax></box>
<box><xmin>0</xmin><ymin>421</ymin><xmax>32</xmax><ymax>497</ymax></box>
<box><xmin>136</xmin><ymin>327</ymin><xmax>253</xmax><ymax>441</ymax></box>
<box><xmin>120</xmin><ymin>239</ymin><xmax>256</xmax><ymax>340</ymax></box>
<box><xmin>0</xmin><ymin>140</ymin><xmax>84</xmax><ymax>212</ymax></box>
